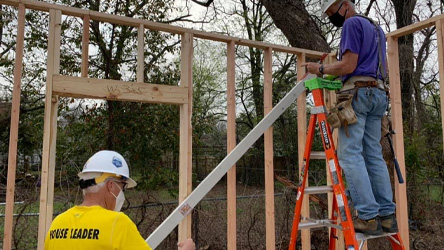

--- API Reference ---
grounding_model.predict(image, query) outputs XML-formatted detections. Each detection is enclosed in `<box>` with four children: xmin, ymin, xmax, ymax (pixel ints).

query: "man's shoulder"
<box><xmin>52</xmin><ymin>206</ymin><xmax>129</xmax><ymax>223</ymax></box>
<box><xmin>344</xmin><ymin>16</ymin><xmax>367</xmax><ymax>26</ymax></box>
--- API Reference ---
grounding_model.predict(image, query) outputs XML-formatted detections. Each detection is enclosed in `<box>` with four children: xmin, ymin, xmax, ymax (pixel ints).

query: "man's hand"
<box><xmin>178</xmin><ymin>238</ymin><xmax>195</xmax><ymax>250</ymax></box>
<box><xmin>302</xmin><ymin>62</ymin><xmax>322</xmax><ymax>75</ymax></box>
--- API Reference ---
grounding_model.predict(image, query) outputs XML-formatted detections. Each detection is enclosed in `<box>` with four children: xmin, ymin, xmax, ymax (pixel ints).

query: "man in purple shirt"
<box><xmin>305</xmin><ymin>0</ymin><xmax>398</xmax><ymax>235</ymax></box>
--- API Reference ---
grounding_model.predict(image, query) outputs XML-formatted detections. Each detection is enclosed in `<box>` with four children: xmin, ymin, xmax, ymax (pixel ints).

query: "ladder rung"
<box><xmin>299</xmin><ymin>218</ymin><xmax>341</xmax><ymax>230</ymax></box>
<box><xmin>299</xmin><ymin>221</ymin><xmax>326</xmax><ymax>230</ymax></box>
<box><xmin>310</xmin><ymin>151</ymin><xmax>326</xmax><ymax>159</ymax></box>
<box><xmin>355</xmin><ymin>232</ymin><xmax>397</xmax><ymax>241</ymax></box>
<box><xmin>304</xmin><ymin>186</ymin><xmax>333</xmax><ymax>194</ymax></box>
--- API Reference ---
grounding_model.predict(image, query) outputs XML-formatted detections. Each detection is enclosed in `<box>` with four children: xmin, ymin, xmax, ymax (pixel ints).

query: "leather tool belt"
<box><xmin>341</xmin><ymin>76</ymin><xmax>385</xmax><ymax>92</ymax></box>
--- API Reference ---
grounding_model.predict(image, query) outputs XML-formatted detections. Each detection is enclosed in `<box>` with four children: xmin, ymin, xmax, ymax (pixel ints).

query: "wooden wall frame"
<box><xmin>2</xmin><ymin>1</ymin><xmax>442</xmax><ymax>250</ymax></box>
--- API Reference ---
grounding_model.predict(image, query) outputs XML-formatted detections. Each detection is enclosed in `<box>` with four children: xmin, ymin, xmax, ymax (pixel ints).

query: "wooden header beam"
<box><xmin>52</xmin><ymin>75</ymin><xmax>188</xmax><ymax>105</ymax></box>
<box><xmin>387</xmin><ymin>13</ymin><xmax>444</xmax><ymax>38</ymax></box>
<box><xmin>0</xmin><ymin>0</ymin><xmax>325</xmax><ymax>57</ymax></box>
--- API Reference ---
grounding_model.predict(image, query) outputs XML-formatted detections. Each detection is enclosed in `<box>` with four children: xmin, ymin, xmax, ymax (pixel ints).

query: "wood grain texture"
<box><xmin>37</xmin><ymin>9</ymin><xmax>61</xmax><ymax>250</ymax></box>
<box><xmin>226</xmin><ymin>40</ymin><xmax>237</xmax><ymax>250</ymax></box>
<box><xmin>178</xmin><ymin>32</ymin><xmax>193</xmax><ymax>242</ymax></box>
<box><xmin>53</xmin><ymin>75</ymin><xmax>188</xmax><ymax>104</ymax></box>
<box><xmin>264</xmin><ymin>47</ymin><xmax>276</xmax><ymax>250</ymax></box>
<box><xmin>3</xmin><ymin>4</ymin><xmax>25</xmax><ymax>250</ymax></box>
<box><xmin>296</xmin><ymin>53</ymin><xmax>310</xmax><ymax>250</ymax></box>
<box><xmin>387</xmin><ymin>36</ymin><xmax>410</xmax><ymax>250</ymax></box>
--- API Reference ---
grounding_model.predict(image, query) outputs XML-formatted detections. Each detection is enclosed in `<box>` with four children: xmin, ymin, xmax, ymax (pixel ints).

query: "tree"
<box><xmin>260</xmin><ymin>0</ymin><xmax>330</xmax><ymax>52</ymax></box>
<box><xmin>391</xmin><ymin>0</ymin><xmax>417</xmax><ymax>133</ymax></box>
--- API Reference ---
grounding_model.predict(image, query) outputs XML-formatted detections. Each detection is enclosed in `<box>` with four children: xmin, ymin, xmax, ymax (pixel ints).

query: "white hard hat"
<box><xmin>321</xmin><ymin>0</ymin><xmax>341</xmax><ymax>19</ymax></box>
<box><xmin>78</xmin><ymin>150</ymin><xmax>137</xmax><ymax>188</ymax></box>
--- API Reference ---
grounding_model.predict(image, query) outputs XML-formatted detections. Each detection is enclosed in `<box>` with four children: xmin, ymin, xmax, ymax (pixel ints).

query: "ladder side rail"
<box><xmin>146</xmin><ymin>74</ymin><xmax>317</xmax><ymax>249</ymax></box>
<box><xmin>388</xmin><ymin>234</ymin><xmax>405</xmax><ymax>250</ymax></box>
<box><xmin>312</xmin><ymin>89</ymin><xmax>359</xmax><ymax>249</ymax></box>
<box><xmin>329</xmin><ymin>193</ymin><xmax>339</xmax><ymax>250</ymax></box>
<box><xmin>288</xmin><ymin>114</ymin><xmax>317</xmax><ymax>250</ymax></box>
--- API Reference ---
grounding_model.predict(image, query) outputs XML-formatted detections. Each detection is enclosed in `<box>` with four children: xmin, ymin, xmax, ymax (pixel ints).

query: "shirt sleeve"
<box><xmin>340</xmin><ymin>18</ymin><xmax>362</xmax><ymax>56</ymax></box>
<box><xmin>114</xmin><ymin>213</ymin><xmax>153</xmax><ymax>250</ymax></box>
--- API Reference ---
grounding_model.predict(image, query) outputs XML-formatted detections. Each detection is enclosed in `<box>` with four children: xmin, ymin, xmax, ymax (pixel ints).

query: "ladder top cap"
<box><xmin>305</xmin><ymin>77</ymin><xmax>342</xmax><ymax>91</ymax></box>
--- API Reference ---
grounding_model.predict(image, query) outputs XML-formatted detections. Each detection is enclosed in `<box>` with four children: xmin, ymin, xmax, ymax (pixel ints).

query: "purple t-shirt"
<box><xmin>340</xmin><ymin>16</ymin><xmax>387</xmax><ymax>82</ymax></box>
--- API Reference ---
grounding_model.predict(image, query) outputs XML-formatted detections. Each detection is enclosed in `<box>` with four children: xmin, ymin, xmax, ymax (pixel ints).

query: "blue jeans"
<box><xmin>338</xmin><ymin>87</ymin><xmax>396</xmax><ymax>220</ymax></box>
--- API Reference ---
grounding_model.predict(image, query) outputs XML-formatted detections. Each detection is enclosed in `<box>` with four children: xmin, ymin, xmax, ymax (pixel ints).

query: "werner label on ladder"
<box><xmin>288</xmin><ymin>76</ymin><xmax>405</xmax><ymax>250</ymax></box>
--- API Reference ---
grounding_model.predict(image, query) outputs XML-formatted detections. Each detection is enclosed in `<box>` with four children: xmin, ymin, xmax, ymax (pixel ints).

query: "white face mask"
<box><xmin>111</xmin><ymin>181</ymin><xmax>125</xmax><ymax>212</ymax></box>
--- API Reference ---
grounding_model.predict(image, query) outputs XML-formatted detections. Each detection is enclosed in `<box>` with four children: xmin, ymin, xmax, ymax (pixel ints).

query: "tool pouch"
<box><xmin>327</xmin><ymin>94</ymin><xmax>357</xmax><ymax>136</ymax></box>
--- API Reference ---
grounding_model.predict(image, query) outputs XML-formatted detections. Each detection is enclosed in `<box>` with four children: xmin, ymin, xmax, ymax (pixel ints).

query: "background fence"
<box><xmin>1</xmin><ymin>156</ymin><xmax>444</xmax><ymax>250</ymax></box>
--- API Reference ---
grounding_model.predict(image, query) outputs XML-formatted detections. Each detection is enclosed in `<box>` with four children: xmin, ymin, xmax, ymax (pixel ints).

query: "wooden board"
<box><xmin>387</xmin><ymin>36</ymin><xmax>410</xmax><ymax>250</ymax></box>
<box><xmin>3</xmin><ymin>4</ymin><xmax>25</xmax><ymax>250</ymax></box>
<box><xmin>178</xmin><ymin>32</ymin><xmax>193</xmax><ymax>242</ymax></box>
<box><xmin>52</xmin><ymin>75</ymin><xmax>188</xmax><ymax>104</ymax></box>
<box><xmin>264</xmin><ymin>47</ymin><xmax>276</xmax><ymax>250</ymax></box>
<box><xmin>226</xmin><ymin>40</ymin><xmax>237</xmax><ymax>250</ymax></box>
<box><xmin>137</xmin><ymin>23</ymin><xmax>144</xmax><ymax>83</ymax></box>
<box><xmin>296</xmin><ymin>53</ymin><xmax>310</xmax><ymax>250</ymax></box>
<box><xmin>37</xmin><ymin>9</ymin><xmax>61</xmax><ymax>250</ymax></box>
<box><xmin>81</xmin><ymin>15</ymin><xmax>89</xmax><ymax>77</ymax></box>
<box><xmin>387</xmin><ymin>13</ymin><xmax>444</xmax><ymax>38</ymax></box>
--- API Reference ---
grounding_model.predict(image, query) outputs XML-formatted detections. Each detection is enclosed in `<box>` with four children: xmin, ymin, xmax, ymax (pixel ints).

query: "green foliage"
<box><xmin>405</xmin><ymin>120</ymin><xmax>443</xmax><ymax>181</ymax></box>
<box><xmin>140</xmin><ymin>166</ymin><xmax>179</xmax><ymax>197</ymax></box>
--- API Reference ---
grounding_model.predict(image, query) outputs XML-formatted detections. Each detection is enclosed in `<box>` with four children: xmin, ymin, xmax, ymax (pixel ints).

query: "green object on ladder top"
<box><xmin>305</xmin><ymin>77</ymin><xmax>342</xmax><ymax>91</ymax></box>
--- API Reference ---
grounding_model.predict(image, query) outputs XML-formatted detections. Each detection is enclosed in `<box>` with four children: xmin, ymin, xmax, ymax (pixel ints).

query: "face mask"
<box><xmin>111</xmin><ymin>182</ymin><xmax>125</xmax><ymax>212</ymax></box>
<box><xmin>328</xmin><ymin>3</ymin><xmax>347</xmax><ymax>27</ymax></box>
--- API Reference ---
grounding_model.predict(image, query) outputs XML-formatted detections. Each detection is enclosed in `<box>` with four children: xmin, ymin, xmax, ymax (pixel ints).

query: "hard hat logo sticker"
<box><xmin>112</xmin><ymin>156</ymin><xmax>123</xmax><ymax>168</ymax></box>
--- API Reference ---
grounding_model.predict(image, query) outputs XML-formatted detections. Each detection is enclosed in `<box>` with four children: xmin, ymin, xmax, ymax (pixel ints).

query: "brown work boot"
<box><xmin>353</xmin><ymin>217</ymin><xmax>383</xmax><ymax>235</ymax></box>
<box><xmin>380</xmin><ymin>214</ymin><xmax>399</xmax><ymax>233</ymax></box>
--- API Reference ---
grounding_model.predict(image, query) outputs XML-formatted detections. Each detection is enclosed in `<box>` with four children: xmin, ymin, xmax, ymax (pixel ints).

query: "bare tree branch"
<box><xmin>260</xmin><ymin>0</ymin><xmax>330</xmax><ymax>52</ymax></box>
<box><xmin>161</xmin><ymin>15</ymin><xmax>191</xmax><ymax>23</ymax></box>
<box><xmin>364</xmin><ymin>0</ymin><xmax>377</xmax><ymax>16</ymax></box>
<box><xmin>191</xmin><ymin>0</ymin><xmax>214</xmax><ymax>7</ymax></box>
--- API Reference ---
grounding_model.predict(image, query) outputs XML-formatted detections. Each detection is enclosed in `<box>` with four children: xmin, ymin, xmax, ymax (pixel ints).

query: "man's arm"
<box><xmin>304</xmin><ymin>50</ymin><xmax>358</xmax><ymax>76</ymax></box>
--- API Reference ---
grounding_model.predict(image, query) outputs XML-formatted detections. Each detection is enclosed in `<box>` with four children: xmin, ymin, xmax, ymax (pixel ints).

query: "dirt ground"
<box><xmin>3</xmin><ymin>182</ymin><xmax>443</xmax><ymax>249</ymax></box>
<box><xmin>128</xmin><ymin>183</ymin><xmax>444</xmax><ymax>249</ymax></box>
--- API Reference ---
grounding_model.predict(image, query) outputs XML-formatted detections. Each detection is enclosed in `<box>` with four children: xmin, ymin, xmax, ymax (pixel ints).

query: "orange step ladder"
<box><xmin>288</xmin><ymin>78</ymin><xmax>405</xmax><ymax>250</ymax></box>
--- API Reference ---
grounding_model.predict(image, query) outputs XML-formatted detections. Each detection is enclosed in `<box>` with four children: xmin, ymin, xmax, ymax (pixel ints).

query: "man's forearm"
<box><xmin>322</xmin><ymin>61</ymin><xmax>355</xmax><ymax>76</ymax></box>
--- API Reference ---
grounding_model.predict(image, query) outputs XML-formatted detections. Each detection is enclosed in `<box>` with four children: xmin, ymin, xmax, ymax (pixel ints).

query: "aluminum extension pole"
<box><xmin>146</xmin><ymin>74</ymin><xmax>317</xmax><ymax>249</ymax></box>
